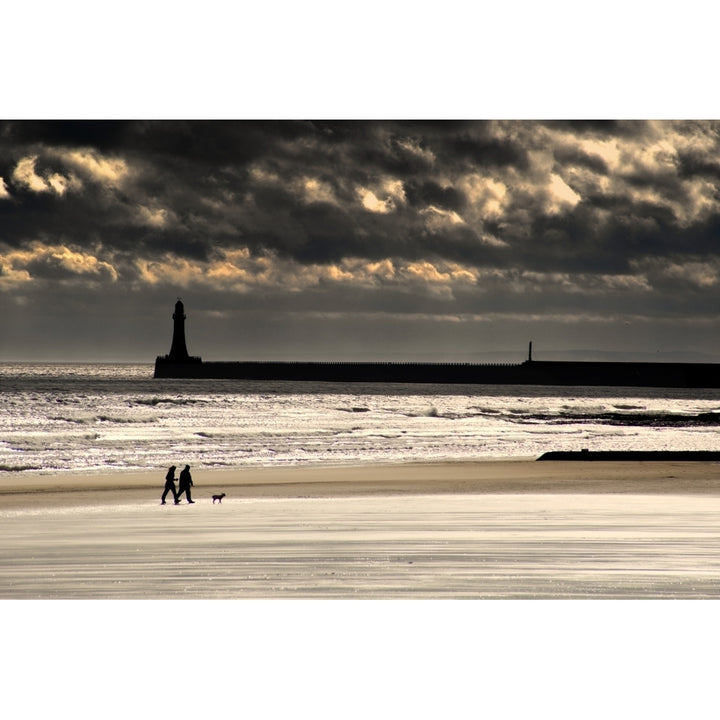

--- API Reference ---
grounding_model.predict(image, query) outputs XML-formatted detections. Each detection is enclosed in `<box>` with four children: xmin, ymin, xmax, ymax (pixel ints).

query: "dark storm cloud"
<box><xmin>677</xmin><ymin>152</ymin><xmax>720</xmax><ymax>181</ymax></box>
<box><xmin>0</xmin><ymin>120</ymin><xmax>133</xmax><ymax>151</ymax></box>
<box><xmin>0</xmin><ymin>120</ymin><xmax>315</xmax><ymax>165</ymax></box>
<box><xmin>0</xmin><ymin>119</ymin><xmax>717</xmax><ymax>275</ymax></box>
<box><xmin>542</xmin><ymin>120</ymin><xmax>652</xmax><ymax>137</ymax></box>
<box><xmin>444</xmin><ymin>133</ymin><xmax>530</xmax><ymax>170</ymax></box>
<box><xmin>403</xmin><ymin>180</ymin><xmax>466</xmax><ymax>212</ymax></box>
<box><xmin>553</xmin><ymin>145</ymin><xmax>609</xmax><ymax>175</ymax></box>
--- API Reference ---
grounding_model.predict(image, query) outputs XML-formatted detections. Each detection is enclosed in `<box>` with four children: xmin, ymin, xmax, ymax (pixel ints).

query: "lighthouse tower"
<box><xmin>154</xmin><ymin>299</ymin><xmax>201</xmax><ymax>376</ymax></box>
<box><xmin>168</xmin><ymin>299</ymin><xmax>191</xmax><ymax>360</ymax></box>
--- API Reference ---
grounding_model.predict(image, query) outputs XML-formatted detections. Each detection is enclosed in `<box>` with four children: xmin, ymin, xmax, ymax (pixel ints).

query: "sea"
<box><xmin>3</xmin><ymin>362</ymin><xmax>720</xmax><ymax>476</ymax></box>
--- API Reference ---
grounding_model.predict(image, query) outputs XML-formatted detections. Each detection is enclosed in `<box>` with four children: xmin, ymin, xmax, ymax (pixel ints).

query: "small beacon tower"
<box><xmin>169</xmin><ymin>298</ymin><xmax>190</xmax><ymax>360</ymax></box>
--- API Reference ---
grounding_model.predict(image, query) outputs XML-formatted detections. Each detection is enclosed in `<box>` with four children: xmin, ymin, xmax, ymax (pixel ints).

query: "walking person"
<box><xmin>161</xmin><ymin>466</ymin><xmax>180</xmax><ymax>504</ymax></box>
<box><xmin>177</xmin><ymin>464</ymin><xmax>195</xmax><ymax>503</ymax></box>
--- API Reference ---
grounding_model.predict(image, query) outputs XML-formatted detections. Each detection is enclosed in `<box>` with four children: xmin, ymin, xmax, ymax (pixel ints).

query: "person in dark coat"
<box><xmin>161</xmin><ymin>465</ymin><xmax>179</xmax><ymax>504</ymax></box>
<box><xmin>177</xmin><ymin>464</ymin><xmax>194</xmax><ymax>503</ymax></box>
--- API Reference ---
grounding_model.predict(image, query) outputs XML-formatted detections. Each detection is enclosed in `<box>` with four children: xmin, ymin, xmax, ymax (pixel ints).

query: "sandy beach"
<box><xmin>3</xmin><ymin>459</ymin><xmax>720</xmax><ymax>510</ymax></box>
<box><xmin>3</xmin><ymin>460</ymin><xmax>720</xmax><ymax>600</ymax></box>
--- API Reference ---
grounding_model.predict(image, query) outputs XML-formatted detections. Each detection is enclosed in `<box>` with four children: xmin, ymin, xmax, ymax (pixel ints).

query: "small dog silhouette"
<box><xmin>212</xmin><ymin>493</ymin><xmax>226</xmax><ymax>504</ymax></box>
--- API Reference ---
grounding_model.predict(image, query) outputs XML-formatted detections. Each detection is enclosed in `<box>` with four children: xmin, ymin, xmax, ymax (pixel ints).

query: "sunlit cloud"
<box><xmin>547</xmin><ymin>173</ymin><xmax>581</xmax><ymax>212</ymax></box>
<box><xmin>12</xmin><ymin>155</ymin><xmax>80</xmax><ymax>196</ymax></box>
<box><xmin>0</xmin><ymin>256</ymin><xmax>32</xmax><ymax>290</ymax></box>
<box><xmin>359</xmin><ymin>188</ymin><xmax>393</xmax><ymax>213</ymax></box>
<box><xmin>422</xmin><ymin>205</ymin><xmax>465</xmax><ymax>230</ymax></box>
<box><xmin>13</xmin><ymin>156</ymin><xmax>53</xmax><ymax>192</ymax></box>
<box><xmin>460</xmin><ymin>175</ymin><xmax>508</xmax><ymax>220</ymax></box>
<box><xmin>0</xmin><ymin>243</ymin><xmax>118</xmax><ymax>285</ymax></box>
<box><xmin>57</xmin><ymin>149</ymin><xmax>129</xmax><ymax>187</ymax></box>
<box><xmin>135</xmin><ymin>205</ymin><xmax>173</xmax><ymax>228</ymax></box>
<box><xmin>300</xmin><ymin>177</ymin><xmax>338</xmax><ymax>205</ymax></box>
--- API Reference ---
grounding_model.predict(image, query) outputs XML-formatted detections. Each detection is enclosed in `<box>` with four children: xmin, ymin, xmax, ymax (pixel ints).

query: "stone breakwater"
<box><xmin>154</xmin><ymin>357</ymin><xmax>720</xmax><ymax>388</ymax></box>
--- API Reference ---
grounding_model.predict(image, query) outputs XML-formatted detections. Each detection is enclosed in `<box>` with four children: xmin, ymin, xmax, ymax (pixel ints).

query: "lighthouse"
<box><xmin>169</xmin><ymin>299</ymin><xmax>190</xmax><ymax>360</ymax></box>
<box><xmin>154</xmin><ymin>300</ymin><xmax>202</xmax><ymax>376</ymax></box>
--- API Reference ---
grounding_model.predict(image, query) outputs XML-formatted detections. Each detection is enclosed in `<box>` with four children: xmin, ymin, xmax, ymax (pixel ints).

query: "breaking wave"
<box><xmin>49</xmin><ymin>414</ymin><xmax>158</xmax><ymax>425</ymax></box>
<box><xmin>134</xmin><ymin>397</ymin><xmax>206</xmax><ymax>407</ymax></box>
<box><xmin>511</xmin><ymin>410</ymin><xmax>720</xmax><ymax>427</ymax></box>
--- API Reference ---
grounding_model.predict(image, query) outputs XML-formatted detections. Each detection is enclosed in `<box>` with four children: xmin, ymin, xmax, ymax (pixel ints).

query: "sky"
<box><xmin>4</xmin><ymin>119</ymin><xmax>720</xmax><ymax>363</ymax></box>
<box><xmin>2</xmin><ymin>3</ymin><xmax>719</xmax><ymax>364</ymax></box>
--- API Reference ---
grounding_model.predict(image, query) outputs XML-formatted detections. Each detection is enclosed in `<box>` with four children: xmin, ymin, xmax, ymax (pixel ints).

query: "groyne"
<box><xmin>538</xmin><ymin>450</ymin><xmax>720</xmax><ymax>461</ymax></box>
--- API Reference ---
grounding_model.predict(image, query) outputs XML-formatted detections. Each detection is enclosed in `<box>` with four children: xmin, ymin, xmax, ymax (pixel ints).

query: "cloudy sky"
<box><xmin>3</xmin><ymin>119</ymin><xmax>720</xmax><ymax>363</ymax></box>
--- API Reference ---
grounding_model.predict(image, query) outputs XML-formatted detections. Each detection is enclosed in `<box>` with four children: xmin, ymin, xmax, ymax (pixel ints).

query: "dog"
<box><xmin>212</xmin><ymin>493</ymin><xmax>226</xmax><ymax>504</ymax></box>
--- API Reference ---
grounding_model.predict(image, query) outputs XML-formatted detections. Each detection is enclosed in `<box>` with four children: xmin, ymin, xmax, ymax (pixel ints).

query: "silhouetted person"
<box><xmin>177</xmin><ymin>464</ymin><xmax>194</xmax><ymax>503</ymax></box>
<box><xmin>161</xmin><ymin>465</ymin><xmax>180</xmax><ymax>504</ymax></box>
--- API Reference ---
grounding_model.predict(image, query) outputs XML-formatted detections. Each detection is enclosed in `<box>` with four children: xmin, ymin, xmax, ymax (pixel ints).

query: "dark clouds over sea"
<box><xmin>3</xmin><ymin>120</ymin><xmax>720</xmax><ymax>362</ymax></box>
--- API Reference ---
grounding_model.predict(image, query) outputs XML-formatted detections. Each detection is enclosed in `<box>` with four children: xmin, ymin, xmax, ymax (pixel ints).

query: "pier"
<box><xmin>154</xmin><ymin>301</ymin><xmax>720</xmax><ymax>388</ymax></box>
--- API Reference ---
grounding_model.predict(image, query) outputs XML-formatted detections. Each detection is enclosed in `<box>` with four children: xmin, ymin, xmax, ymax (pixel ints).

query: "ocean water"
<box><xmin>2</xmin><ymin>362</ymin><xmax>720</xmax><ymax>475</ymax></box>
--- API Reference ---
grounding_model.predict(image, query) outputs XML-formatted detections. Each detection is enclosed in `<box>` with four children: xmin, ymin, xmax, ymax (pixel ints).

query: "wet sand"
<box><xmin>3</xmin><ymin>460</ymin><xmax>720</xmax><ymax>600</ymax></box>
<box><xmin>2</xmin><ymin>459</ymin><xmax>720</xmax><ymax>510</ymax></box>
